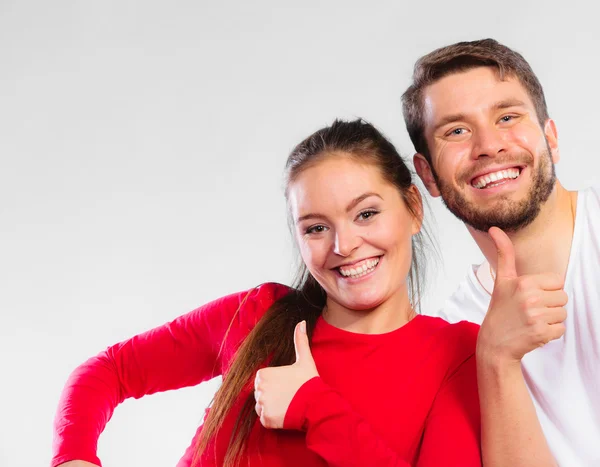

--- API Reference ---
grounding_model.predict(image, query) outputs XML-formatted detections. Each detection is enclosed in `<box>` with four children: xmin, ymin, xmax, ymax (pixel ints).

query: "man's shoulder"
<box><xmin>581</xmin><ymin>183</ymin><xmax>600</xmax><ymax>213</ymax></box>
<box><xmin>427</xmin><ymin>265</ymin><xmax>490</xmax><ymax>325</ymax></box>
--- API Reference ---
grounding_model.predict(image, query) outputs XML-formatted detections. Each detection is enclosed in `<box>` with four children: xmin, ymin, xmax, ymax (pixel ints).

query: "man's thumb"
<box><xmin>488</xmin><ymin>226</ymin><xmax>517</xmax><ymax>281</ymax></box>
<box><xmin>293</xmin><ymin>320</ymin><xmax>313</xmax><ymax>364</ymax></box>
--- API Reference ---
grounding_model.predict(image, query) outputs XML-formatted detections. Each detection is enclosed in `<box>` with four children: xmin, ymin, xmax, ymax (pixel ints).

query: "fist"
<box><xmin>478</xmin><ymin>227</ymin><xmax>568</xmax><ymax>364</ymax></box>
<box><xmin>254</xmin><ymin>320</ymin><xmax>319</xmax><ymax>429</ymax></box>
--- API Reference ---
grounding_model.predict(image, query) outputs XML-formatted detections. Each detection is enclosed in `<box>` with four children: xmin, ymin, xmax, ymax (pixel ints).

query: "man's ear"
<box><xmin>407</xmin><ymin>184</ymin><xmax>424</xmax><ymax>235</ymax></box>
<box><xmin>543</xmin><ymin>119</ymin><xmax>559</xmax><ymax>164</ymax></box>
<box><xmin>413</xmin><ymin>153</ymin><xmax>441</xmax><ymax>197</ymax></box>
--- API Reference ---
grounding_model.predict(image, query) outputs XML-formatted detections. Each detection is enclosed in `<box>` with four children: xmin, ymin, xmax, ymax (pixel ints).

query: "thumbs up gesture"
<box><xmin>254</xmin><ymin>320</ymin><xmax>319</xmax><ymax>429</ymax></box>
<box><xmin>477</xmin><ymin>227</ymin><xmax>568</xmax><ymax>364</ymax></box>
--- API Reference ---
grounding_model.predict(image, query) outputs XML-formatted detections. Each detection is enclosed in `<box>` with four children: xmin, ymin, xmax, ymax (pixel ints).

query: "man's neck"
<box><xmin>469</xmin><ymin>181</ymin><xmax>578</xmax><ymax>280</ymax></box>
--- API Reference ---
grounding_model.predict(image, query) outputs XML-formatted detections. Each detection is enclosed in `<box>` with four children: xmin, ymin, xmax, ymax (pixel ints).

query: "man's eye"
<box><xmin>446</xmin><ymin>127</ymin><xmax>467</xmax><ymax>137</ymax></box>
<box><xmin>500</xmin><ymin>115</ymin><xmax>515</xmax><ymax>123</ymax></box>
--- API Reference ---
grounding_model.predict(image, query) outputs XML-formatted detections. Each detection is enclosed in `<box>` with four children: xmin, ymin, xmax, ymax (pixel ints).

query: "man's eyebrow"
<box><xmin>432</xmin><ymin>113</ymin><xmax>468</xmax><ymax>133</ymax></box>
<box><xmin>432</xmin><ymin>99</ymin><xmax>528</xmax><ymax>133</ymax></box>
<box><xmin>493</xmin><ymin>99</ymin><xmax>527</xmax><ymax>110</ymax></box>
<box><xmin>296</xmin><ymin>192</ymin><xmax>382</xmax><ymax>223</ymax></box>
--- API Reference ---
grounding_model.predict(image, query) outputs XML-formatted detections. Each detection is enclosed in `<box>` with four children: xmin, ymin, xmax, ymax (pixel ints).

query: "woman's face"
<box><xmin>287</xmin><ymin>155</ymin><xmax>421</xmax><ymax>312</ymax></box>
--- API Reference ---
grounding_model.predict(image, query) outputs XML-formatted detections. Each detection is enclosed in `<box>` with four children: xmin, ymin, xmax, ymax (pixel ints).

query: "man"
<box><xmin>403</xmin><ymin>38</ymin><xmax>599</xmax><ymax>466</ymax></box>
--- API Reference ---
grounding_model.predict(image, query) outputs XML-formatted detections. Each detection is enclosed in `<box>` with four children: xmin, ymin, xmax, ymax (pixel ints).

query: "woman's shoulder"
<box><xmin>416</xmin><ymin>315</ymin><xmax>479</xmax><ymax>363</ymax></box>
<box><xmin>171</xmin><ymin>282</ymin><xmax>293</xmax><ymax>347</ymax></box>
<box><xmin>193</xmin><ymin>282</ymin><xmax>292</xmax><ymax>319</ymax></box>
<box><xmin>418</xmin><ymin>314</ymin><xmax>479</xmax><ymax>339</ymax></box>
<box><xmin>245</xmin><ymin>282</ymin><xmax>294</xmax><ymax>306</ymax></box>
<box><xmin>233</xmin><ymin>282</ymin><xmax>293</xmax><ymax>321</ymax></box>
<box><xmin>212</xmin><ymin>282</ymin><xmax>293</xmax><ymax>340</ymax></box>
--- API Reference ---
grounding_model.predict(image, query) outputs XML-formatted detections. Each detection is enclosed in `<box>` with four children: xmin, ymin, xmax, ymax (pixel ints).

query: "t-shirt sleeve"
<box><xmin>283</xmin><ymin>377</ymin><xmax>412</xmax><ymax>467</ymax></box>
<box><xmin>415</xmin><ymin>354</ymin><xmax>481</xmax><ymax>466</ymax></box>
<box><xmin>283</xmin><ymin>320</ymin><xmax>481</xmax><ymax>467</ymax></box>
<box><xmin>434</xmin><ymin>267</ymin><xmax>489</xmax><ymax>326</ymax></box>
<box><xmin>51</xmin><ymin>282</ymin><xmax>289</xmax><ymax>467</ymax></box>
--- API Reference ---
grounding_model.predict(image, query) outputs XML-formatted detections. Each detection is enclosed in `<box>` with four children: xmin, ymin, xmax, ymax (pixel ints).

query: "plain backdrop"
<box><xmin>1</xmin><ymin>1</ymin><xmax>599</xmax><ymax>465</ymax></box>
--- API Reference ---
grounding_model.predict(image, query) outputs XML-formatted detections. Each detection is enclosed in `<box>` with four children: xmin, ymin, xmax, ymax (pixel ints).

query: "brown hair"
<box><xmin>402</xmin><ymin>38</ymin><xmax>550</xmax><ymax>163</ymax></box>
<box><xmin>195</xmin><ymin>119</ymin><xmax>427</xmax><ymax>466</ymax></box>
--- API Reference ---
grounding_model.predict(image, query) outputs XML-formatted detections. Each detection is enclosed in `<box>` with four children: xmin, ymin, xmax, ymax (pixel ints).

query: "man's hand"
<box><xmin>254</xmin><ymin>320</ymin><xmax>319</xmax><ymax>429</ymax></box>
<box><xmin>478</xmin><ymin>226</ymin><xmax>567</xmax><ymax>364</ymax></box>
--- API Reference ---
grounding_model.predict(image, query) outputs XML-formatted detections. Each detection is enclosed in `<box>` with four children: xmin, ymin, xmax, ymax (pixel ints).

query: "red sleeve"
<box><xmin>282</xmin><ymin>322</ymin><xmax>481</xmax><ymax>467</ymax></box>
<box><xmin>284</xmin><ymin>377</ymin><xmax>412</xmax><ymax>467</ymax></box>
<box><xmin>51</xmin><ymin>283</ymin><xmax>290</xmax><ymax>467</ymax></box>
<box><xmin>176</xmin><ymin>421</ymin><xmax>205</xmax><ymax>467</ymax></box>
<box><xmin>416</xmin><ymin>354</ymin><xmax>481</xmax><ymax>466</ymax></box>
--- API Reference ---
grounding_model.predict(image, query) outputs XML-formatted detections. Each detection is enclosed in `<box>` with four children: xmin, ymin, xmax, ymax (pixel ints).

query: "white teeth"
<box><xmin>473</xmin><ymin>168</ymin><xmax>520</xmax><ymax>189</ymax></box>
<box><xmin>339</xmin><ymin>257</ymin><xmax>380</xmax><ymax>278</ymax></box>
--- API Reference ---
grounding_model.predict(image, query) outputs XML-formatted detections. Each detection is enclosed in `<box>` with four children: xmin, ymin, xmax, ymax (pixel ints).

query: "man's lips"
<box><xmin>470</xmin><ymin>166</ymin><xmax>524</xmax><ymax>189</ymax></box>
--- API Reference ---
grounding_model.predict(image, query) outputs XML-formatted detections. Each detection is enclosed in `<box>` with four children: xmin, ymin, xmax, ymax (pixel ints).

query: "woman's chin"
<box><xmin>339</xmin><ymin>293</ymin><xmax>385</xmax><ymax>312</ymax></box>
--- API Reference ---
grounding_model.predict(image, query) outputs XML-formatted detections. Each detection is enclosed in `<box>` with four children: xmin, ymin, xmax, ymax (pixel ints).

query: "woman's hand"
<box><xmin>254</xmin><ymin>320</ymin><xmax>319</xmax><ymax>429</ymax></box>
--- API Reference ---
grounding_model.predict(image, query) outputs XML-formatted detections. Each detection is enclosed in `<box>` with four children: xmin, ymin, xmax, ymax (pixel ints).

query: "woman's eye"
<box><xmin>357</xmin><ymin>210</ymin><xmax>379</xmax><ymax>221</ymax></box>
<box><xmin>306</xmin><ymin>225</ymin><xmax>328</xmax><ymax>234</ymax></box>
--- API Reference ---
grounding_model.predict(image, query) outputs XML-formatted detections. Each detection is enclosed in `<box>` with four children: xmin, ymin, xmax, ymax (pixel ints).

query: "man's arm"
<box><xmin>477</xmin><ymin>354</ymin><xmax>556</xmax><ymax>466</ymax></box>
<box><xmin>477</xmin><ymin>227</ymin><xmax>566</xmax><ymax>467</ymax></box>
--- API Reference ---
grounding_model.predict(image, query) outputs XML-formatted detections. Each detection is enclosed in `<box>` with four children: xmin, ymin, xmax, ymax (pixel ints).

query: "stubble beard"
<box><xmin>433</xmin><ymin>145</ymin><xmax>557</xmax><ymax>233</ymax></box>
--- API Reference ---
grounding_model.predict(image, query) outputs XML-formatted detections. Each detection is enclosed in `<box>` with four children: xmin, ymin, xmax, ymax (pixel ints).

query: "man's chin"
<box><xmin>439</xmin><ymin>190</ymin><xmax>537</xmax><ymax>232</ymax></box>
<box><xmin>455</xmin><ymin>208</ymin><xmax>539</xmax><ymax>233</ymax></box>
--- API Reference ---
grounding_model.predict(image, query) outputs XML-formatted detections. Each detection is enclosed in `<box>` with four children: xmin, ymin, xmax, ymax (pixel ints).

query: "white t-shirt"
<box><xmin>434</xmin><ymin>184</ymin><xmax>600</xmax><ymax>467</ymax></box>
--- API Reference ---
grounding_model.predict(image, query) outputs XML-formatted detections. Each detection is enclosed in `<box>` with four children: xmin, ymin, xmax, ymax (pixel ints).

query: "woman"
<box><xmin>53</xmin><ymin>119</ymin><xmax>481</xmax><ymax>467</ymax></box>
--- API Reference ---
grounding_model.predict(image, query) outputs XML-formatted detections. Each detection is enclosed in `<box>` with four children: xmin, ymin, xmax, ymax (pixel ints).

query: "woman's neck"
<box><xmin>322</xmin><ymin>287</ymin><xmax>415</xmax><ymax>334</ymax></box>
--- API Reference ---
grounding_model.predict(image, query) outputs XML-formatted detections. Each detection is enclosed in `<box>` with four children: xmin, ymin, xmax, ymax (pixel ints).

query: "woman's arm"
<box><xmin>284</xmin><ymin>376</ymin><xmax>413</xmax><ymax>467</ymax></box>
<box><xmin>255</xmin><ymin>322</ymin><xmax>481</xmax><ymax>466</ymax></box>
<box><xmin>282</xmin><ymin>357</ymin><xmax>481</xmax><ymax>467</ymax></box>
<box><xmin>415</xmin><ymin>355</ymin><xmax>481</xmax><ymax>466</ymax></box>
<box><xmin>52</xmin><ymin>284</ymin><xmax>288</xmax><ymax>467</ymax></box>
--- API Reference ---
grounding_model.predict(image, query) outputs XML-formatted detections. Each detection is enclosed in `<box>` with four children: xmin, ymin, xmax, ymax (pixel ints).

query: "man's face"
<box><xmin>417</xmin><ymin>66</ymin><xmax>557</xmax><ymax>232</ymax></box>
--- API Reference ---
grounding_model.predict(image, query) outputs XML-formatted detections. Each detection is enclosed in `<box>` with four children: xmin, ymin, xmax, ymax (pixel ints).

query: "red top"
<box><xmin>52</xmin><ymin>282</ymin><xmax>481</xmax><ymax>466</ymax></box>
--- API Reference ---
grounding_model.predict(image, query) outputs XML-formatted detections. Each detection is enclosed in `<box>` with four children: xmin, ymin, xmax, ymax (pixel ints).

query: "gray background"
<box><xmin>1</xmin><ymin>1</ymin><xmax>598</xmax><ymax>465</ymax></box>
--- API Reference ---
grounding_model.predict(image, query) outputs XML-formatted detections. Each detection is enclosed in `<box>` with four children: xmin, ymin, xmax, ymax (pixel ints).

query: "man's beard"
<box><xmin>432</xmin><ymin>145</ymin><xmax>556</xmax><ymax>233</ymax></box>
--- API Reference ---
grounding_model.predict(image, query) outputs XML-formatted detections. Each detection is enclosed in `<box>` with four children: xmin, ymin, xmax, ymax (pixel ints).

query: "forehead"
<box><xmin>422</xmin><ymin>66</ymin><xmax>535</xmax><ymax>128</ymax></box>
<box><xmin>287</xmin><ymin>156</ymin><xmax>392</xmax><ymax>214</ymax></box>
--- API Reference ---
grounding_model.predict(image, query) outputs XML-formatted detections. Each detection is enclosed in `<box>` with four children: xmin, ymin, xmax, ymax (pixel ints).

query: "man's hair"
<box><xmin>402</xmin><ymin>38</ymin><xmax>550</xmax><ymax>162</ymax></box>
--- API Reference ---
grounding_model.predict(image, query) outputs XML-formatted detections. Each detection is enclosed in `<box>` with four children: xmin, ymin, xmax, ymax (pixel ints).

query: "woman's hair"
<box><xmin>195</xmin><ymin>118</ymin><xmax>428</xmax><ymax>466</ymax></box>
